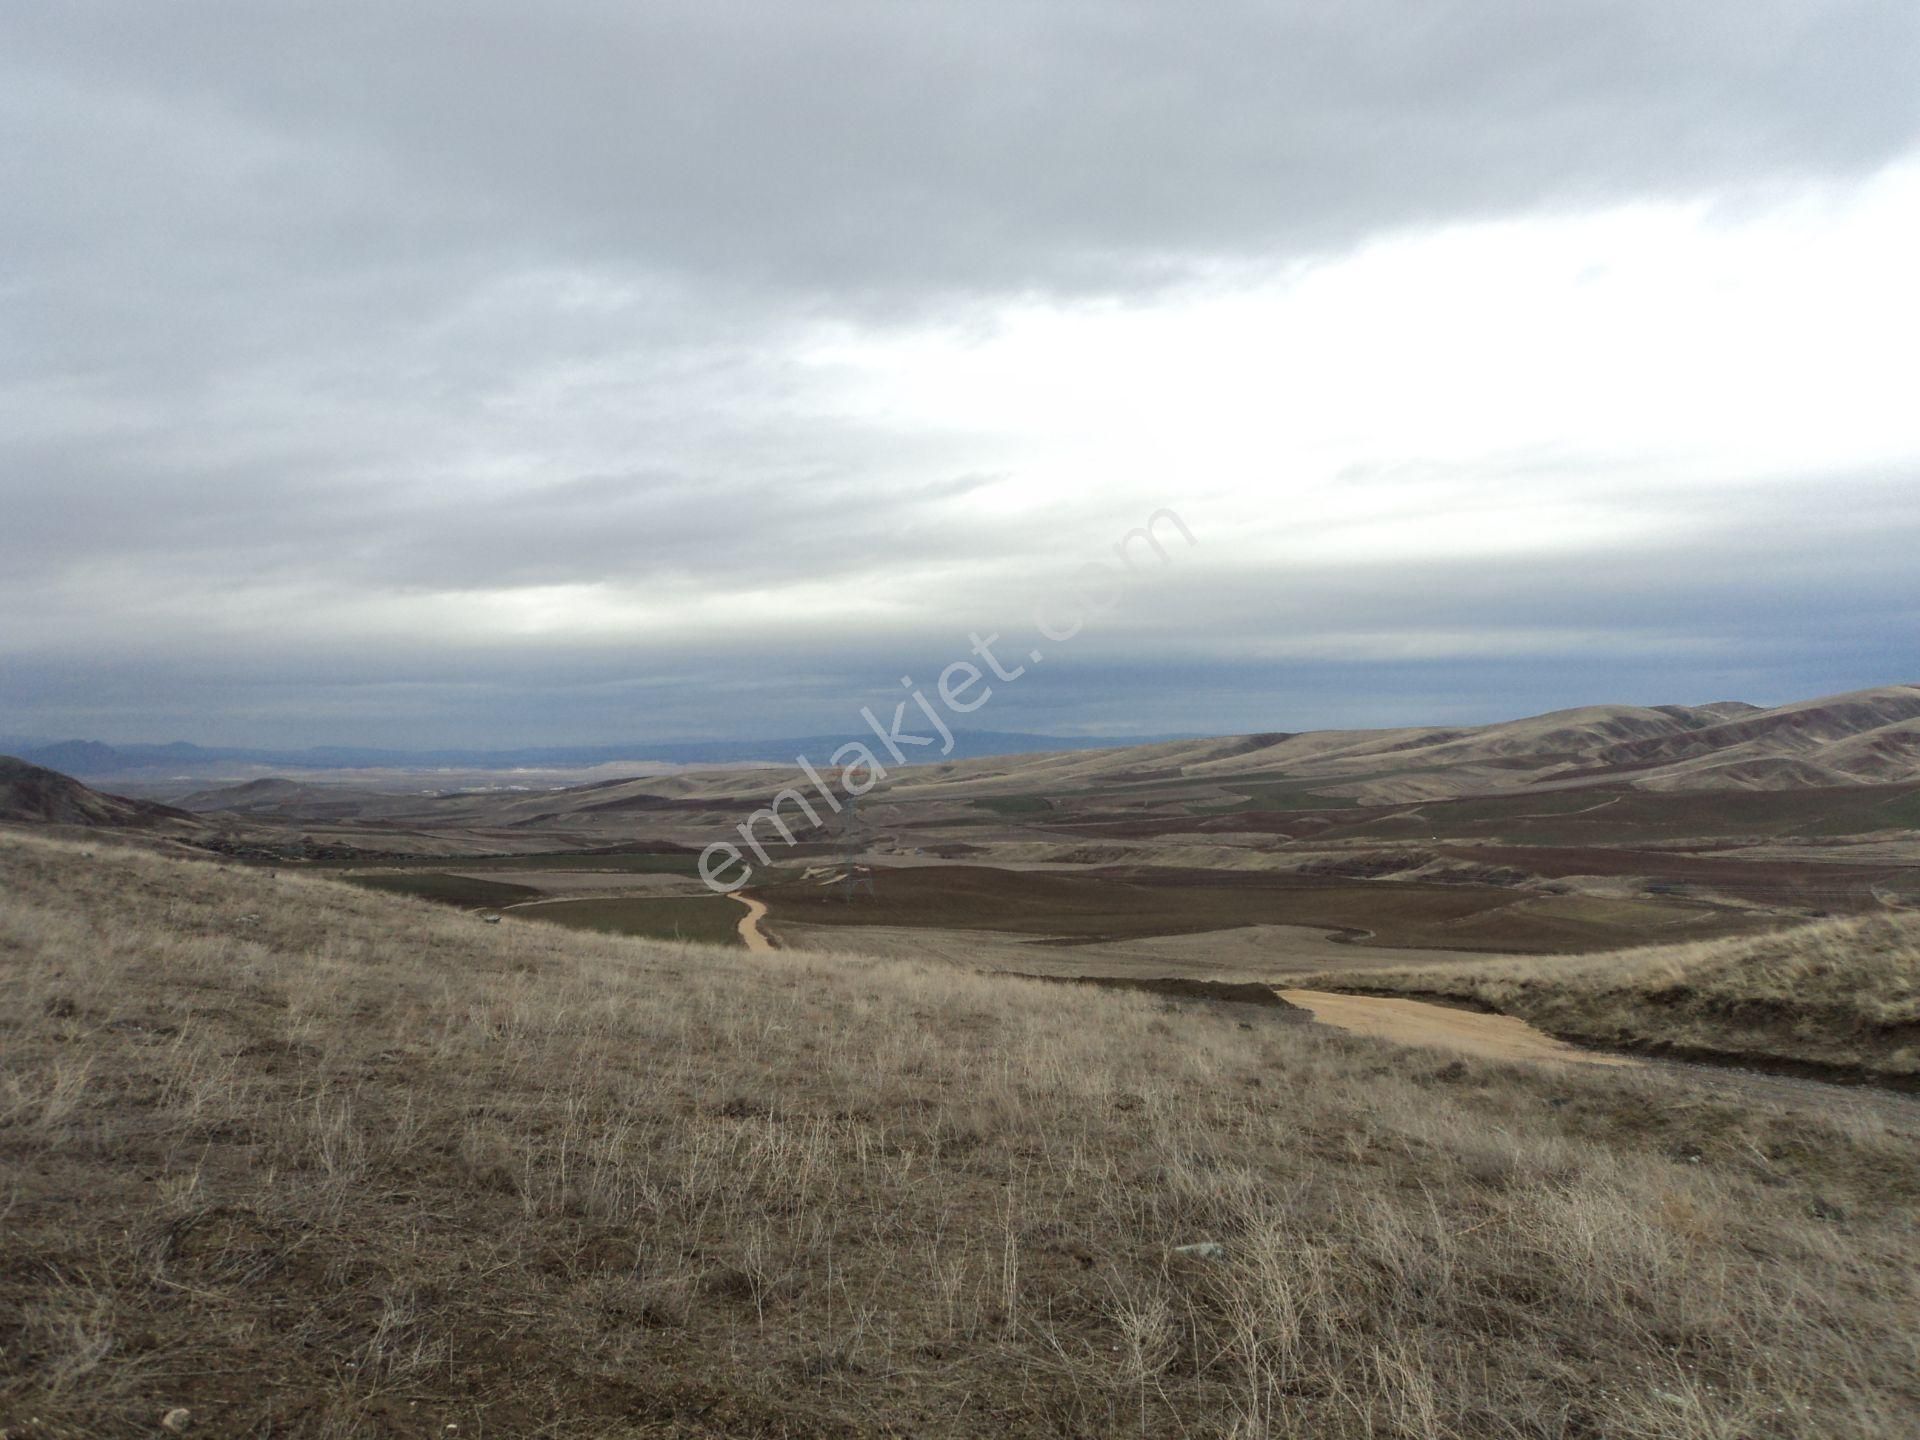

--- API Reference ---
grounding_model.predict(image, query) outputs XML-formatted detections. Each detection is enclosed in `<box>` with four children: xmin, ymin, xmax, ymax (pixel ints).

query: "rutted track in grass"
<box><xmin>732</xmin><ymin>891</ymin><xmax>774</xmax><ymax>951</ymax></box>
<box><xmin>1277</xmin><ymin>988</ymin><xmax>1640</xmax><ymax>1068</ymax></box>
<box><xmin>1293</xmin><ymin>983</ymin><xmax>1920</xmax><ymax>1107</ymax></box>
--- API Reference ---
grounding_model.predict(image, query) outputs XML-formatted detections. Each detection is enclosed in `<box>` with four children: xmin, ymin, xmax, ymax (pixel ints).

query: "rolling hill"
<box><xmin>24</xmin><ymin>686</ymin><xmax>1920</xmax><ymax>892</ymax></box>
<box><xmin>882</xmin><ymin>684</ymin><xmax>1920</xmax><ymax>802</ymax></box>
<box><xmin>174</xmin><ymin>777</ymin><xmax>372</xmax><ymax>817</ymax></box>
<box><xmin>0</xmin><ymin>756</ymin><xmax>206</xmax><ymax>833</ymax></box>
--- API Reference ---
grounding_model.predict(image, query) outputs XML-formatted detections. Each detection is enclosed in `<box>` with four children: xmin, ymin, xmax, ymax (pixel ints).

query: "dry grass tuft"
<box><xmin>2</xmin><ymin>829</ymin><xmax>1917</xmax><ymax>1437</ymax></box>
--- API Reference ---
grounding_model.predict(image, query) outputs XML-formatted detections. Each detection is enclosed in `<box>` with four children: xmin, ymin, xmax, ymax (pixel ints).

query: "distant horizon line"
<box><xmin>1</xmin><ymin>728</ymin><xmax>1220</xmax><ymax>777</ymax></box>
<box><xmin>9</xmin><ymin>678</ymin><xmax>1919</xmax><ymax>770</ymax></box>
<box><xmin>4</xmin><ymin>726</ymin><xmax>1217</xmax><ymax>752</ymax></box>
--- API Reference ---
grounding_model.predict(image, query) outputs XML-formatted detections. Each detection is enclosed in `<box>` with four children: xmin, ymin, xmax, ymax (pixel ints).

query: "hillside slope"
<box><xmin>812</xmin><ymin>684</ymin><xmax>1920</xmax><ymax>806</ymax></box>
<box><xmin>0</xmin><ymin>756</ymin><xmax>205</xmax><ymax>833</ymax></box>
<box><xmin>2</xmin><ymin>830</ymin><xmax>1917</xmax><ymax>1437</ymax></box>
<box><xmin>176</xmin><ymin>778</ymin><xmax>325</xmax><ymax>813</ymax></box>
<box><xmin>971</xmin><ymin>684</ymin><xmax>1920</xmax><ymax>800</ymax></box>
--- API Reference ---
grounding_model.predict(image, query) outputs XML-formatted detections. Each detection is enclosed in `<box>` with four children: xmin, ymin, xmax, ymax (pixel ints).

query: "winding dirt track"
<box><xmin>731</xmin><ymin>892</ymin><xmax>774</xmax><ymax>952</ymax></box>
<box><xmin>1277</xmin><ymin>989</ymin><xmax>1639</xmax><ymax>1068</ymax></box>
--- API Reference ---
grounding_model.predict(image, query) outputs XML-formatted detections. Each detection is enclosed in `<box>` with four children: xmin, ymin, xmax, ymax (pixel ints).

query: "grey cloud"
<box><xmin>7</xmin><ymin>3</ymin><xmax>1917</xmax><ymax>306</ymax></box>
<box><xmin>6</xmin><ymin>461</ymin><xmax>1913</xmax><ymax>745</ymax></box>
<box><xmin>2</xmin><ymin>2</ymin><xmax>1917</xmax><ymax>743</ymax></box>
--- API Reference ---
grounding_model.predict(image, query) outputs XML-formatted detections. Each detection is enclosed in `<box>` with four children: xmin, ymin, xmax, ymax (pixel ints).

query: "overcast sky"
<box><xmin>3</xmin><ymin>1</ymin><xmax>1917</xmax><ymax>748</ymax></box>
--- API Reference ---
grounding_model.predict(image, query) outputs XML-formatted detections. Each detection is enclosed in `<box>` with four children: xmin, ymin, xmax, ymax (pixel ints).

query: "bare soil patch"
<box><xmin>760</xmin><ymin>862</ymin><xmax>1759</xmax><ymax>953</ymax></box>
<box><xmin>1277</xmin><ymin>989</ymin><xmax>1640</xmax><ymax>1068</ymax></box>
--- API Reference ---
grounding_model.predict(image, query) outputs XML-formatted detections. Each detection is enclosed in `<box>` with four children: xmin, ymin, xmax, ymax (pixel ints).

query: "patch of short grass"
<box><xmin>969</xmin><ymin>794</ymin><xmax>1054</xmax><ymax>816</ymax></box>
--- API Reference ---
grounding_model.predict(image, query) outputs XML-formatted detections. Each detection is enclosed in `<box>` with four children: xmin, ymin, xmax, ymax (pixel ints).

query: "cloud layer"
<box><xmin>3</xmin><ymin>2</ymin><xmax>1917</xmax><ymax>745</ymax></box>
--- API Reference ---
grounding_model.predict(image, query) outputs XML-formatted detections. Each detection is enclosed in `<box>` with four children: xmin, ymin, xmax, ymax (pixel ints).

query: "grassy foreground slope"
<box><xmin>2</xmin><ymin>832</ymin><xmax>1917</xmax><ymax>1438</ymax></box>
<box><xmin>1325</xmin><ymin>914</ymin><xmax>1920</xmax><ymax>1081</ymax></box>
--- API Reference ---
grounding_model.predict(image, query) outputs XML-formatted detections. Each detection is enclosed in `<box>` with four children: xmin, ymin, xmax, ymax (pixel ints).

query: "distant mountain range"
<box><xmin>10</xmin><ymin>731</ymin><xmax>1201</xmax><ymax>780</ymax></box>
<box><xmin>1016</xmin><ymin>684</ymin><xmax>1920</xmax><ymax>801</ymax></box>
<box><xmin>10</xmin><ymin>685</ymin><xmax>1920</xmax><ymax>845</ymax></box>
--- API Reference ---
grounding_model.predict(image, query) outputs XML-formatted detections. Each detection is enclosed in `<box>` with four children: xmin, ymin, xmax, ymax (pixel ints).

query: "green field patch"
<box><xmin>1188</xmin><ymin>781</ymin><xmax>1361</xmax><ymax>815</ymax></box>
<box><xmin>342</xmin><ymin>872</ymin><xmax>542</xmax><ymax>908</ymax></box>
<box><xmin>507</xmin><ymin>896</ymin><xmax>743</xmax><ymax>946</ymax></box>
<box><xmin>1419</xmin><ymin>791</ymin><xmax>1622</xmax><ymax>823</ymax></box>
<box><xmin>459</xmin><ymin>850</ymin><xmax>704</xmax><ymax>874</ymax></box>
<box><xmin>318</xmin><ymin>850</ymin><xmax>702</xmax><ymax>875</ymax></box>
<box><xmin>970</xmin><ymin>795</ymin><xmax>1054</xmax><ymax>816</ymax></box>
<box><xmin>1308</xmin><ymin>785</ymin><xmax>1920</xmax><ymax>846</ymax></box>
<box><xmin>1874</xmin><ymin>790</ymin><xmax>1920</xmax><ymax>830</ymax></box>
<box><xmin>1805</xmin><ymin>787</ymin><xmax>1920</xmax><ymax>836</ymax></box>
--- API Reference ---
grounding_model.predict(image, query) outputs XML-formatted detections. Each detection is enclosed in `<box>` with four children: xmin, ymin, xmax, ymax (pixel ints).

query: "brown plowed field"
<box><xmin>758</xmin><ymin>863</ymin><xmax>1758</xmax><ymax>953</ymax></box>
<box><xmin>1046</xmin><ymin>781</ymin><xmax>1920</xmax><ymax>846</ymax></box>
<box><xmin>1432</xmin><ymin>844</ymin><xmax>1911</xmax><ymax>909</ymax></box>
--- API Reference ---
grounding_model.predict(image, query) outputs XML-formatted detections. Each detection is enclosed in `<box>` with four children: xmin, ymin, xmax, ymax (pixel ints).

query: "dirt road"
<box><xmin>1277</xmin><ymin>989</ymin><xmax>1639</xmax><ymax>1068</ymax></box>
<box><xmin>732</xmin><ymin>892</ymin><xmax>774</xmax><ymax>952</ymax></box>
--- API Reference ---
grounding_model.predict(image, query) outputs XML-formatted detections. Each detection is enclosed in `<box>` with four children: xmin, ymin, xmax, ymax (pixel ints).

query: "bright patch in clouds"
<box><xmin>807</xmin><ymin>161</ymin><xmax>1920</xmax><ymax>573</ymax></box>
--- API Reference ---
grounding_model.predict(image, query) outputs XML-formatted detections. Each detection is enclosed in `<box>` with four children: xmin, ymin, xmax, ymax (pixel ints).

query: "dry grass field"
<box><xmin>3</xmin><ymin>829</ymin><xmax>1918</xmax><ymax>1438</ymax></box>
<box><xmin>1321</xmin><ymin>913</ymin><xmax>1920</xmax><ymax>1082</ymax></box>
